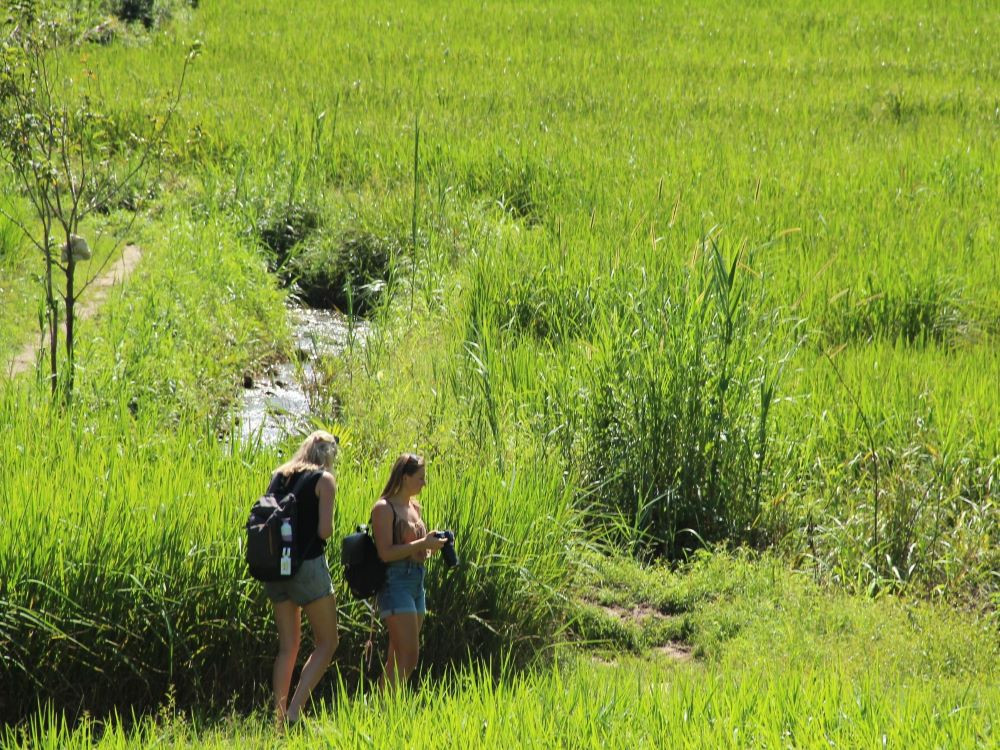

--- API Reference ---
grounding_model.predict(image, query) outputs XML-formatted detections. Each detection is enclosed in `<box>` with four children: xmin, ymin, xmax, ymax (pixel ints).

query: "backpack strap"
<box><xmin>276</xmin><ymin>469</ymin><xmax>321</xmax><ymax>497</ymax></box>
<box><xmin>389</xmin><ymin>501</ymin><xmax>400</xmax><ymax>546</ymax></box>
<box><xmin>370</xmin><ymin>500</ymin><xmax>401</xmax><ymax>546</ymax></box>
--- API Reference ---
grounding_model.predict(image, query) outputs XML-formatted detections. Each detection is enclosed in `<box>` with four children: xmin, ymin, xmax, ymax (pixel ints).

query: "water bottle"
<box><xmin>280</xmin><ymin>519</ymin><xmax>293</xmax><ymax>576</ymax></box>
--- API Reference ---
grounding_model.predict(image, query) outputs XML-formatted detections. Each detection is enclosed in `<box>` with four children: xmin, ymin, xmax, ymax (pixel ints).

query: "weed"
<box><xmin>824</xmin><ymin>273</ymin><xmax>973</xmax><ymax>346</ymax></box>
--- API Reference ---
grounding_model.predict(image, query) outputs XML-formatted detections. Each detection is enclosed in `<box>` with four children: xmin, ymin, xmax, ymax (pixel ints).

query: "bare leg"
<box><xmin>272</xmin><ymin>601</ymin><xmax>301</xmax><ymax>724</ymax></box>
<box><xmin>380</xmin><ymin>612</ymin><xmax>421</xmax><ymax>692</ymax></box>
<box><xmin>382</xmin><ymin>641</ymin><xmax>396</xmax><ymax>686</ymax></box>
<box><xmin>286</xmin><ymin>594</ymin><xmax>339</xmax><ymax>722</ymax></box>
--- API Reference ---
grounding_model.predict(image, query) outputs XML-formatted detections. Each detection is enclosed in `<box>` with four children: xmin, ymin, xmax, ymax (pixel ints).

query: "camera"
<box><xmin>434</xmin><ymin>530</ymin><xmax>459</xmax><ymax>568</ymax></box>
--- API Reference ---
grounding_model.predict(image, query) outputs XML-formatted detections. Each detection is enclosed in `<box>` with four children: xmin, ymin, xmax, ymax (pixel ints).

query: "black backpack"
<box><xmin>340</xmin><ymin>524</ymin><xmax>386</xmax><ymax>599</ymax></box>
<box><xmin>245</xmin><ymin>471</ymin><xmax>316</xmax><ymax>582</ymax></box>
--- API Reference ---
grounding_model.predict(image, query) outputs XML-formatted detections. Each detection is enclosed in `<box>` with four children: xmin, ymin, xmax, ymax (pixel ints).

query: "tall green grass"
<box><xmin>580</xmin><ymin>242</ymin><xmax>785</xmax><ymax>556</ymax></box>
<box><xmin>772</xmin><ymin>341</ymin><xmax>1000</xmax><ymax>599</ymax></box>
<box><xmin>6</xmin><ymin>549</ymin><xmax>999</xmax><ymax>747</ymax></box>
<box><xmin>4</xmin><ymin>655</ymin><xmax>997</xmax><ymax>749</ymax></box>
<box><xmin>0</xmin><ymin>388</ymin><xmax>577</xmax><ymax>721</ymax></box>
<box><xmin>2</xmin><ymin>0</ymin><xmax>998</xmax><ymax>729</ymax></box>
<box><xmin>0</xmin><ymin>207</ymin><xmax>39</xmax><ymax>362</ymax></box>
<box><xmin>51</xmin><ymin>0</ymin><xmax>999</xmax><ymax>321</ymax></box>
<box><xmin>0</xmin><ymin>206</ymin><xmax>580</xmax><ymax>723</ymax></box>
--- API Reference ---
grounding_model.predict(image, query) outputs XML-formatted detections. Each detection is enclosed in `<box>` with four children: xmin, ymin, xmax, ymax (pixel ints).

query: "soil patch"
<box><xmin>654</xmin><ymin>642</ymin><xmax>694</xmax><ymax>663</ymax></box>
<box><xmin>595</xmin><ymin>602</ymin><xmax>694</xmax><ymax>662</ymax></box>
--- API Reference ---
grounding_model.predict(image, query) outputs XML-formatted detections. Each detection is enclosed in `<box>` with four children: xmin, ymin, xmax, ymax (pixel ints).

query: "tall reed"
<box><xmin>583</xmin><ymin>241</ymin><xmax>784</xmax><ymax>557</ymax></box>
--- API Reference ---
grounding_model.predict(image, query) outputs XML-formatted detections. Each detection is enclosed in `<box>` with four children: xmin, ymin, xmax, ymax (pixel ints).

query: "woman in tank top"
<box><xmin>371</xmin><ymin>453</ymin><xmax>447</xmax><ymax>691</ymax></box>
<box><xmin>263</xmin><ymin>430</ymin><xmax>339</xmax><ymax>728</ymax></box>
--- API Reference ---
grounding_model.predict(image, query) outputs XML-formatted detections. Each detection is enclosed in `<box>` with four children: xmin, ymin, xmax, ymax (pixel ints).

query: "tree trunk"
<box><xmin>65</xmin><ymin>258</ymin><xmax>75</xmax><ymax>402</ymax></box>
<box><xmin>45</xmin><ymin>252</ymin><xmax>59</xmax><ymax>395</ymax></box>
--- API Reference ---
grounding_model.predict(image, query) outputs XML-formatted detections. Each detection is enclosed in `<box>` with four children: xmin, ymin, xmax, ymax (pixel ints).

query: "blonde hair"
<box><xmin>378</xmin><ymin>453</ymin><xmax>424</xmax><ymax>500</ymax></box>
<box><xmin>274</xmin><ymin>430</ymin><xmax>339</xmax><ymax>477</ymax></box>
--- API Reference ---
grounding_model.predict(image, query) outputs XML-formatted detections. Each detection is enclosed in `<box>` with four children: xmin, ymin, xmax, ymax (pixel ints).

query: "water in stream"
<box><xmin>237</xmin><ymin>307</ymin><xmax>369</xmax><ymax>446</ymax></box>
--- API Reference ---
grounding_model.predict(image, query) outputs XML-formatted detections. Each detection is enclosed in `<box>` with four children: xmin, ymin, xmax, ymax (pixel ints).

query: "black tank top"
<box><xmin>267</xmin><ymin>470</ymin><xmax>325</xmax><ymax>560</ymax></box>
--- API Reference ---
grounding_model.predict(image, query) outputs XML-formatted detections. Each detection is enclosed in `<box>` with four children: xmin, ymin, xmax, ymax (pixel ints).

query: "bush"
<box><xmin>252</xmin><ymin>198</ymin><xmax>321</xmax><ymax>269</ymax></box>
<box><xmin>109</xmin><ymin>0</ymin><xmax>196</xmax><ymax>29</ymax></box>
<box><xmin>583</xmin><ymin>243</ymin><xmax>784</xmax><ymax>558</ymax></box>
<box><xmin>290</xmin><ymin>227</ymin><xmax>399</xmax><ymax>315</ymax></box>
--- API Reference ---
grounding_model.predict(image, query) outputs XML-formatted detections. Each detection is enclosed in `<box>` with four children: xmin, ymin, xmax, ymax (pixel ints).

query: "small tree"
<box><xmin>0</xmin><ymin>8</ymin><xmax>198</xmax><ymax>400</ymax></box>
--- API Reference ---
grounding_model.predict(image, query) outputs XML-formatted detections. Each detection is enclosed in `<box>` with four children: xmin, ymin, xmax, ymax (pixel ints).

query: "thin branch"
<box><xmin>0</xmin><ymin>204</ymin><xmax>46</xmax><ymax>254</ymax></box>
<box><xmin>74</xmin><ymin>211</ymin><xmax>141</xmax><ymax>300</ymax></box>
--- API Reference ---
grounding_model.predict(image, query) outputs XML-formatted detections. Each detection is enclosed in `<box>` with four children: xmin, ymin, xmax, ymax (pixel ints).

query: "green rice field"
<box><xmin>1</xmin><ymin>0</ymin><xmax>997</xmax><ymax>745</ymax></box>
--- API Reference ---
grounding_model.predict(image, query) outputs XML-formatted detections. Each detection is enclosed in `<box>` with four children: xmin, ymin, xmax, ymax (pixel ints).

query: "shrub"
<box><xmin>111</xmin><ymin>0</ymin><xmax>156</xmax><ymax>28</ymax></box>
<box><xmin>109</xmin><ymin>0</ymin><xmax>196</xmax><ymax>30</ymax></box>
<box><xmin>823</xmin><ymin>273</ymin><xmax>972</xmax><ymax>346</ymax></box>
<box><xmin>582</xmin><ymin>243</ymin><xmax>785</xmax><ymax>558</ymax></box>
<box><xmin>252</xmin><ymin>199</ymin><xmax>321</xmax><ymax>270</ymax></box>
<box><xmin>290</xmin><ymin>227</ymin><xmax>399</xmax><ymax>315</ymax></box>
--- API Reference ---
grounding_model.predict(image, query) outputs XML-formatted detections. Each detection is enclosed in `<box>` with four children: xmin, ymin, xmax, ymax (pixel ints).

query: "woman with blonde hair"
<box><xmin>263</xmin><ymin>430</ymin><xmax>339</xmax><ymax>727</ymax></box>
<box><xmin>371</xmin><ymin>453</ymin><xmax>447</xmax><ymax>690</ymax></box>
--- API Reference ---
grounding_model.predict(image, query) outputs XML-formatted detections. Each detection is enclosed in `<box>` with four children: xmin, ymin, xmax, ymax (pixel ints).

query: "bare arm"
<box><xmin>371</xmin><ymin>500</ymin><xmax>444</xmax><ymax>563</ymax></box>
<box><xmin>316</xmin><ymin>472</ymin><xmax>336</xmax><ymax>540</ymax></box>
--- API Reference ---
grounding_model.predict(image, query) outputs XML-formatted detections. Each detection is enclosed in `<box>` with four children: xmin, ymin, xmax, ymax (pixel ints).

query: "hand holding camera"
<box><xmin>433</xmin><ymin>530</ymin><xmax>459</xmax><ymax>568</ymax></box>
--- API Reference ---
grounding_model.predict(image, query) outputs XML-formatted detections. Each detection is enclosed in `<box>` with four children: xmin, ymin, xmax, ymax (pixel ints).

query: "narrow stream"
<box><xmin>237</xmin><ymin>307</ymin><xmax>370</xmax><ymax>446</ymax></box>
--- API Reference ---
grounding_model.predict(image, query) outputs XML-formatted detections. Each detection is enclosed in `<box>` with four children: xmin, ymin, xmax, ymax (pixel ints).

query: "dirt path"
<box><xmin>597</xmin><ymin>603</ymin><xmax>694</xmax><ymax>663</ymax></box>
<box><xmin>6</xmin><ymin>244</ymin><xmax>143</xmax><ymax>378</ymax></box>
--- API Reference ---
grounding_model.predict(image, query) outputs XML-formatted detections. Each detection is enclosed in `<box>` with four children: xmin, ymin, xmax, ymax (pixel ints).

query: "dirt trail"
<box><xmin>6</xmin><ymin>244</ymin><xmax>143</xmax><ymax>378</ymax></box>
<box><xmin>597</xmin><ymin>603</ymin><xmax>694</xmax><ymax>663</ymax></box>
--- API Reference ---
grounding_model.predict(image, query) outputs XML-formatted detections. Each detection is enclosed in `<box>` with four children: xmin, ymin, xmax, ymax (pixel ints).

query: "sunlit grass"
<box><xmin>1</xmin><ymin>0</ymin><xmax>997</xmax><ymax>735</ymax></box>
<box><xmin>4</xmin><ymin>653</ymin><xmax>997</xmax><ymax>749</ymax></box>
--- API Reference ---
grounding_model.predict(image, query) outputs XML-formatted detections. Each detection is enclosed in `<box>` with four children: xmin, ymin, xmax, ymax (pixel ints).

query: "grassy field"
<box><xmin>6</xmin><ymin>657</ymin><xmax>998</xmax><ymax>749</ymax></box>
<box><xmin>1</xmin><ymin>0</ymin><xmax>998</xmax><ymax>743</ymax></box>
<box><xmin>4</xmin><ymin>554</ymin><xmax>999</xmax><ymax>748</ymax></box>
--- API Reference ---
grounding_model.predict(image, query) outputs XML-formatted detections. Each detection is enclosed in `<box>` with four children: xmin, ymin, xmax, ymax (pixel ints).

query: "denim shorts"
<box><xmin>263</xmin><ymin>555</ymin><xmax>335</xmax><ymax>606</ymax></box>
<box><xmin>377</xmin><ymin>561</ymin><xmax>426</xmax><ymax>618</ymax></box>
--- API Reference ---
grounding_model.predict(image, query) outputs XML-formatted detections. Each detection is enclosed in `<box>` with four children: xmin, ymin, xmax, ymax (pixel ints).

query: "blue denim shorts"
<box><xmin>377</xmin><ymin>561</ymin><xmax>426</xmax><ymax>618</ymax></box>
<box><xmin>263</xmin><ymin>555</ymin><xmax>335</xmax><ymax>607</ymax></box>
